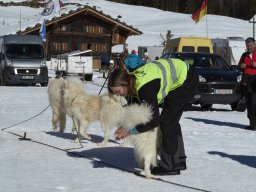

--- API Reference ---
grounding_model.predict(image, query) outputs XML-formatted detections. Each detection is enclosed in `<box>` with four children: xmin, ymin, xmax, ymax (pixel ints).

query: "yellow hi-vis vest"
<box><xmin>131</xmin><ymin>58</ymin><xmax>188</xmax><ymax>104</ymax></box>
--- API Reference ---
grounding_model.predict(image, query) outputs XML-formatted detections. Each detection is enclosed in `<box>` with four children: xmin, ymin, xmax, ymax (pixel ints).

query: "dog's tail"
<box><xmin>121</xmin><ymin>103</ymin><xmax>153</xmax><ymax>130</ymax></box>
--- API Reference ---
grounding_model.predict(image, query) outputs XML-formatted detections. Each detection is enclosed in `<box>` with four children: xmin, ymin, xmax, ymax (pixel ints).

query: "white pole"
<box><xmin>20</xmin><ymin>8</ymin><xmax>21</xmax><ymax>32</ymax></box>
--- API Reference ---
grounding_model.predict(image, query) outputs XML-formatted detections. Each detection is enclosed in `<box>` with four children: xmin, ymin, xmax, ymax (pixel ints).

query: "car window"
<box><xmin>196</xmin><ymin>56</ymin><xmax>212</xmax><ymax>68</ymax></box>
<box><xmin>211</xmin><ymin>55</ymin><xmax>230</xmax><ymax>70</ymax></box>
<box><xmin>182</xmin><ymin>46</ymin><xmax>195</xmax><ymax>52</ymax></box>
<box><xmin>198</xmin><ymin>46</ymin><xmax>210</xmax><ymax>53</ymax></box>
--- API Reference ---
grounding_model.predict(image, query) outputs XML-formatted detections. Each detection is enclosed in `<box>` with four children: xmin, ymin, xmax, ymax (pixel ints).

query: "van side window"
<box><xmin>198</xmin><ymin>46</ymin><xmax>210</xmax><ymax>53</ymax></box>
<box><xmin>182</xmin><ymin>46</ymin><xmax>194</xmax><ymax>52</ymax></box>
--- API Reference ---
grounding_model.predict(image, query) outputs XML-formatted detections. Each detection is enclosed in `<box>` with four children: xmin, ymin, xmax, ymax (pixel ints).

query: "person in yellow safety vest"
<box><xmin>108</xmin><ymin>58</ymin><xmax>199</xmax><ymax>176</ymax></box>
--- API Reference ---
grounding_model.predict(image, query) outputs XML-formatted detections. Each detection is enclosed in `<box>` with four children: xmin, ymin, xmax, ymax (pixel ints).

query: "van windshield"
<box><xmin>6</xmin><ymin>44</ymin><xmax>44</xmax><ymax>59</ymax></box>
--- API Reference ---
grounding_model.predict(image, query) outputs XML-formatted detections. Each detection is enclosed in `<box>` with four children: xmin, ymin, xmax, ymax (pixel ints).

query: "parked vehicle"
<box><xmin>161</xmin><ymin>52</ymin><xmax>245</xmax><ymax>111</ymax></box>
<box><xmin>50</xmin><ymin>50</ymin><xmax>93</xmax><ymax>81</ymax></box>
<box><xmin>0</xmin><ymin>35</ymin><xmax>48</xmax><ymax>86</ymax></box>
<box><xmin>138</xmin><ymin>46</ymin><xmax>164</xmax><ymax>61</ymax></box>
<box><xmin>211</xmin><ymin>37</ymin><xmax>246</xmax><ymax>66</ymax></box>
<box><xmin>163</xmin><ymin>37</ymin><xmax>213</xmax><ymax>55</ymax></box>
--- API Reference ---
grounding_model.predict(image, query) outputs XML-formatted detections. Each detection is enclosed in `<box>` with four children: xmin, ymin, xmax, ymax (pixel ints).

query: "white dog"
<box><xmin>48</xmin><ymin>76</ymin><xmax>127</xmax><ymax>146</ymax></box>
<box><xmin>48</xmin><ymin>76</ymin><xmax>68</xmax><ymax>132</ymax></box>
<box><xmin>120</xmin><ymin>104</ymin><xmax>161</xmax><ymax>179</ymax></box>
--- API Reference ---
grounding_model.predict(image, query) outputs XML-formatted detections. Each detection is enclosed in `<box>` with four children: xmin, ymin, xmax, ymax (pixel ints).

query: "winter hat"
<box><xmin>131</xmin><ymin>50</ymin><xmax>136</xmax><ymax>54</ymax></box>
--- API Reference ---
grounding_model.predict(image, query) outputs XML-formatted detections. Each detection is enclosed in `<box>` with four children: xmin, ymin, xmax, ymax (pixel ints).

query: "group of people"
<box><xmin>100</xmin><ymin>37</ymin><xmax>256</xmax><ymax>176</ymax></box>
<box><xmin>100</xmin><ymin>50</ymin><xmax>151</xmax><ymax>73</ymax></box>
<box><xmin>123</xmin><ymin>50</ymin><xmax>151</xmax><ymax>72</ymax></box>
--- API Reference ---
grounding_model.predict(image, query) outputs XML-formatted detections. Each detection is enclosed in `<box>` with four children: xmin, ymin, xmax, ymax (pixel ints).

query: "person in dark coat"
<box><xmin>100</xmin><ymin>52</ymin><xmax>110</xmax><ymax>71</ymax></box>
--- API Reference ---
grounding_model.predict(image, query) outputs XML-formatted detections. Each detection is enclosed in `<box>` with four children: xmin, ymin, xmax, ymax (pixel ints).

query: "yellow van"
<box><xmin>164</xmin><ymin>37</ymin><xmax>213</xmax><ymax>54</ymax></box>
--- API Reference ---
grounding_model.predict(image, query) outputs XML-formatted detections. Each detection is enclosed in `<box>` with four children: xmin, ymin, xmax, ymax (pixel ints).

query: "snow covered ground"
<box><xmin>0</xmin><ymin>73</ymin><xmax>255</xmax><ymax>192</ymax></box>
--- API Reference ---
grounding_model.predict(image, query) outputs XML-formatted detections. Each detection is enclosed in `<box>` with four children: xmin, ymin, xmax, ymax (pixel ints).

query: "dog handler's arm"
<box><xmin>115</xmin><ymin>127</ymin><xmax>139</xmax><ymax>140</ymax></box>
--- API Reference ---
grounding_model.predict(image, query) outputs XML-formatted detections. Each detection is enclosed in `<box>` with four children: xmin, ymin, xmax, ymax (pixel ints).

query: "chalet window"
<box><xmin>84</xmin><ymin>25</ymin><xmax>104</xmax><ymax>34</ymax></box>
<box><xmin>93</xmin><ymin>43</ymin><xmax>107</xmax><ymax>53</ymax></box>
<box><xmin>80</xmin><ymin>43</ymin><xmax>87</xmax><ymax>51</ymax></box>
<box><xmin>52</xmin><ymin>42</ymin><xmax>69</xmax><ymax>51</ymax></box>
<box><xmin>60</xmin><ymin>25</ymin><xmax>67</xmax><ymax>31</ymax></box>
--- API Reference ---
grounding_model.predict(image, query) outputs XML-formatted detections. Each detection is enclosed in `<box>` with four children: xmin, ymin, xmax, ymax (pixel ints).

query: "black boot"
<box><xmin>175</xmin><ymin>162</ymin><xmax>187</xmax><ymax>171</ymax></box>
<box><xmin>245</xmin><ymin>125</ymin><xmax>256</xmax><ymax>131</ymax></box>
<box><xmin>151</xmin><ymin>166</ymin><xmax>180</xmax><ymax>176</ymax></box>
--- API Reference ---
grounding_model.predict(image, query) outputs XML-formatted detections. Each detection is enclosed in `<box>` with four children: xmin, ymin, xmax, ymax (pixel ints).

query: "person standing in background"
<box><xmin>238</xmin><ymin>37</ymin><xmax>256</xmax><ymax>130</ymax></box>
<box><xmin>124</xmin><ymin>50</ymin><xmax>143</xmax><ymax>72</ymax></box>
<box><xmin>142</xmin><ymin>52</ymin><xmax>151</xmax><ymax>65</ymax></box>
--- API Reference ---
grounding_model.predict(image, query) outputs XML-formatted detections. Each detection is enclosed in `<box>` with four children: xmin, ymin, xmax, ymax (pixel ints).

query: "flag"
<box><xmin>39</xmin><ymin>19</ymin><xmax>46</xmax><ymax>42</ymax></box>
<box><xmin>191</xmin><ymin>0</ymin><xmax>208</xmax><ymax>23</ymax></box>
<box><xmin>41</xmin><ymin>0</ymin><xmax>61</xmax><ymax>17</ymax></box>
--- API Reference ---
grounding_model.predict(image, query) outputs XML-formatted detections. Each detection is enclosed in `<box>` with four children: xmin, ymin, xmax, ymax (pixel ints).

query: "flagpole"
<box><xmin>206</xmin><ymin>7</ymin><xmax>208</xmax><ymax>38</ymax></box>
<box><xmin>20</xmin><ymin>8</ymin><xmax>21</xmax><ymax>32</ymax></box>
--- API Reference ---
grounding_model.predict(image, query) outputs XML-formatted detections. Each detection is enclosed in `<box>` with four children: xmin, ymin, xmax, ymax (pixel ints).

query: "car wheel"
<box><xmin>0</xmin><ymin>73</ymin><xmax>6</xmax><ymax>86</ymax></box>
<box><xmin>200</xmin><ymin>104</ymin><xmax>213</xmax><ymax>110</ymax></box>
<box><xmin>231</xmin><ymin>99</ymin><xmax>246</xmax><ymax>112</ymax></box>
<box><xmin>41</xmin><ymin>82</ymin><xmax>48</xmax><ymax>87</ymax></box>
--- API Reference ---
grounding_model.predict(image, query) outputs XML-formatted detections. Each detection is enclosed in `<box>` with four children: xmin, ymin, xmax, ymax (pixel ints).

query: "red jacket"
<box><xmin>239</xmin><ymin>50</ymin><xmax>256</xmax><ymax>76</ymax></box>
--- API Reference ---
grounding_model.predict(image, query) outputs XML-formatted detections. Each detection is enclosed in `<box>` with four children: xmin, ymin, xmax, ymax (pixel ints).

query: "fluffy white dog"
<box><xmin>48</xmin><ymin>76</ymin><xmax>127</xmax><ymax>146</ymax></box>
<box><xmin>120</xmin><ymin>104</ymin><xmax>161</xmax><ymax>179</ymax></box>
<box><xmin>48</xmin><ymin>76</ymin><xmax>68</xmax><ymax>132</ymax></box>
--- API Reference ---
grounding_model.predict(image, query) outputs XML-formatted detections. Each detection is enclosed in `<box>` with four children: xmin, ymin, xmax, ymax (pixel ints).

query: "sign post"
<box><xmin>249</xmin><ymin>15</ymin><xmax>256</xmax><ymax>39</ymax></box>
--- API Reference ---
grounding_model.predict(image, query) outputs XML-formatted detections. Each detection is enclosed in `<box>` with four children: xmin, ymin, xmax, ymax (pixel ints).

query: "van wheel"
<box><xmin>231</xmin><ymin>100</ymin><xmax>246</xmax><ymax>112</ymax></box>
<box><xmin>200</xmin><ymin>104</ymin><xmax>212</xmax><ymax>110</ymax></box>
<box><xmin>41</xmin><ymin>82</ymin><xmax>48</xmax><ymax>87</ymax></box>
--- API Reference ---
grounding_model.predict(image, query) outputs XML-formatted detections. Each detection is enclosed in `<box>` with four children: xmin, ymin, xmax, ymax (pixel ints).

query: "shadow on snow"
<box><xmin>186</xmin><ymin>117</ymin><xmax>247</xmax><ymax>130</ymax></box>
<box><xmin>67</xmin><ymin>146</ymin><xmax>138</xmax><ymax>171</ymax></box>
<box><xmin>45</xmin><ymin>131</ymin><xmax>119</xmax><ymax>144</ymax></box>
<box><xmin>208</xmin><ymin>151</ymin><xmax>256</xmax><ymax>169</ymax></box>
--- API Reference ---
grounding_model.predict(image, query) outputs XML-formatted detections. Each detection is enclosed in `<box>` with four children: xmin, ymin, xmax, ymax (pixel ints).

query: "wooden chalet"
<box><xmin>18</xmin><ymin>6</ymin><xmax>142</xmax><ymax>60</ymax></box>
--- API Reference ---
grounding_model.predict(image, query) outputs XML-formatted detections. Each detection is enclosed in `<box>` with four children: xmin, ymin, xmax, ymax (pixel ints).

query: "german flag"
<box><xmin>191</xmin><ymin>0</ymin><xmax>208</xmax><ymax>23</ymax></box>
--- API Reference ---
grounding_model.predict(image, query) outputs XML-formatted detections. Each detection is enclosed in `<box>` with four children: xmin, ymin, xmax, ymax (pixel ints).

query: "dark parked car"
<box><xmin>161</xmin><ymin>52</ymin><xmax>246</xmax><ymax>111</ymax></box>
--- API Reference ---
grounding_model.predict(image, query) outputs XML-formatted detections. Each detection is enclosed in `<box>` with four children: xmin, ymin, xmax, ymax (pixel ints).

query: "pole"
<box><xmin>253</xmin><ymin>17</ymin><xmax>255</xmax><ymax>39</ymax></box>
<box><xmin>19</xmin><ymin>8</ymin><xmax>21</xmax><ymax>32</ymax></box>
<box><xmin>206</xmin><ymin>7</ymin><xmax>208</xmax><ymax>38</ymax></box>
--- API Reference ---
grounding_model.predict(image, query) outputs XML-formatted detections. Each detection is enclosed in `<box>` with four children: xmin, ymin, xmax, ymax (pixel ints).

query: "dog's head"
<box><xmin>62</xmin><ymin>78</ymin><xmax>86</xmax><ymax>100</ymax></box>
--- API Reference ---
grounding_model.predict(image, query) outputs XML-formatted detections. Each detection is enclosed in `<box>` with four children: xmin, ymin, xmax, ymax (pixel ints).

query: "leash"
<box><xmin>1</xmin><ymin>104</ymin><xmax>51</xmax><ymax>131</ymax></box>
<box><xmin>3</xmin><ymin>130</ymin><xmax>211</xmax><ymax>192</ymax></box>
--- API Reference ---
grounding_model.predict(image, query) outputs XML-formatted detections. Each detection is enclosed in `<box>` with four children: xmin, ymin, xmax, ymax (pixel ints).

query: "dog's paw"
<box><xmin>84</xmin><ymin>135</ymin><xmax>92</xmax><ymax>140</ymax></box>
<box><xmin>145</xmin><ymin>174</ymin><xmax>152</xmax><ymax>179</ymax></box>
<box><xmin>73</xmin><ymin>138</ymin><xmax>80</xmax><ymax>143</ymax></box>
<box><xmin>52</xmin><ymin>127</ymin><xmax>58</xmax><ymax>132</ymax></box>
<box><xmin>97</xmin><ymin>142</ymin><xmax>107</xmax><ymax>147</ymax></box>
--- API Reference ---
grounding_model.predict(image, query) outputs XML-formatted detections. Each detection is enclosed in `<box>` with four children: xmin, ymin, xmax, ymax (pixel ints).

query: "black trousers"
<box><xmin>242</xmin><ymin>74</ymin><xmax>256</xmax><ymax>127</ymax></box>
<box><xmin>159</xmin><ymin>66</ymin><xmax>199</xmax><ymax>170</ymax></box>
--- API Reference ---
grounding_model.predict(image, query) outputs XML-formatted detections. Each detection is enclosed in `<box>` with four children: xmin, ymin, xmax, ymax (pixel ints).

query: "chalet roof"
<box><xmin>19</xmin><ymin>5</ymin><xmax>142</xmax><ymax>36</ymax></box>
